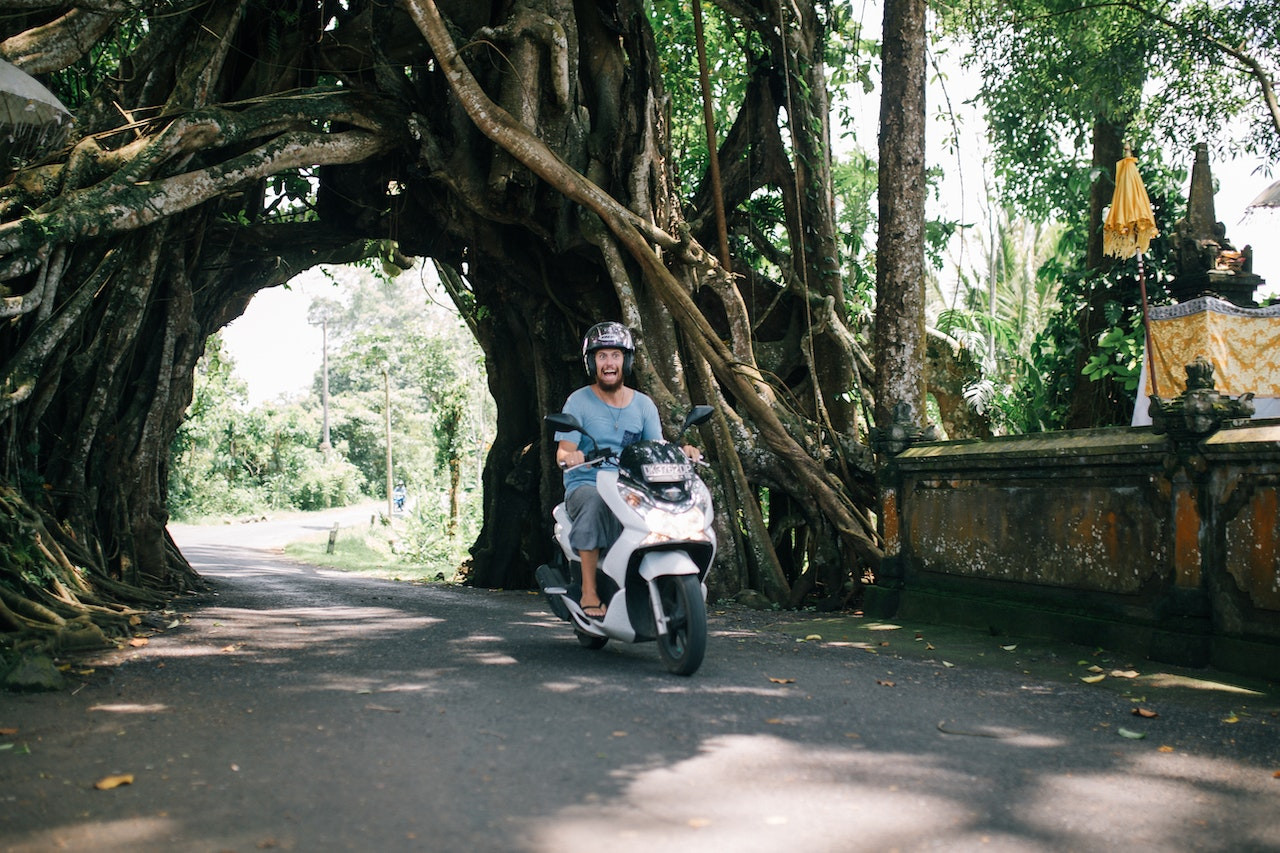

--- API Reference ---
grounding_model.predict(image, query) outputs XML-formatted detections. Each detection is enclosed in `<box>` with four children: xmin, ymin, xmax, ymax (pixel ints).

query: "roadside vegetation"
<box><xmin>168</xmin><ymin>263</ymin><xmax>493</xmax><ymax>580</ymax></box>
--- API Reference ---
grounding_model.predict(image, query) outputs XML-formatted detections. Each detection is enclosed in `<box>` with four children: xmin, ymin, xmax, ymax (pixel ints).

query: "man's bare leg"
<box><xmin>579</xmin><ymin>548</ymin><xmax>605</xmax><ymax>619</ymax></box>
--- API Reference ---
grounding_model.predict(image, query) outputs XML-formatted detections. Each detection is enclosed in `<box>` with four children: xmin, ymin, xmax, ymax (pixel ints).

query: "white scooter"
<box><xmin>535</xmin><ymin>406</ymin><xmax>716</xmax><ymax>675</ymax></box>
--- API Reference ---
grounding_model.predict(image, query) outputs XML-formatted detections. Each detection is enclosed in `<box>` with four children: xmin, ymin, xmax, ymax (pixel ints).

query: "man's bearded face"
<box><xmin>595</xmin><ymin>348</ymin><xmax>625</xmax><ymax>390</ymax></box>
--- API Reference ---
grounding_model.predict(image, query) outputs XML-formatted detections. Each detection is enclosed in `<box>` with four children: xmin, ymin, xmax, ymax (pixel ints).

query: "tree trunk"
<box><xmin>874</xmin><ymin>0</ymin><xmax>929</xmax><ymax>432</ymax></box>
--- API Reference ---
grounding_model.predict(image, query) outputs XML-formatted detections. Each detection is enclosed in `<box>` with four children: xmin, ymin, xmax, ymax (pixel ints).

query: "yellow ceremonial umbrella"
<box><xmin>1103</xmin><ymin>153</ymin><xmax>1161</xmax><ymax>396</ymax></box>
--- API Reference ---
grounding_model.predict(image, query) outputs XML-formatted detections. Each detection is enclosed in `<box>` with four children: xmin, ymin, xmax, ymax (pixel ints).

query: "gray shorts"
<box><xmin>566</xmin><ymin>485</ymin><xmax>621</xmax><ymax>553</ymax></box>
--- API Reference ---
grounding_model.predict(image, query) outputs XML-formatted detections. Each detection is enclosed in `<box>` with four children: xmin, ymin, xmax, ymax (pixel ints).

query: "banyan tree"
<box><xmin>0</xmin><ymin>0</ymin><xmax>927</xmax><ymax>647</ymax></box>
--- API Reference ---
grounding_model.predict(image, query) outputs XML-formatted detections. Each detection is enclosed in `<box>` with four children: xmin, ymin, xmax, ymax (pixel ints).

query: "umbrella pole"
<box><xmin>1136</xmin><ymin>249</ymin><xmax>1159</xmax><ymax>399</ymax></box>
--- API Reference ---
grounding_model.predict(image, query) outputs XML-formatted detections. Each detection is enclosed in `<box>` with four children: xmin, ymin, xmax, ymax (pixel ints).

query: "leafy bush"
<box><xmin>281</xmin><ymin>456</ymin><xmax>366</xmax><ymax>510</ymax></box>
<box><xmin>393</xmin><ymin>490</ymin><xmax>482</xmax><ymax>579</ymax></box>
<box><xmin>167</xmin><ymin>474</ymin><xmax>270</xmax><ymax>522</ymax></box>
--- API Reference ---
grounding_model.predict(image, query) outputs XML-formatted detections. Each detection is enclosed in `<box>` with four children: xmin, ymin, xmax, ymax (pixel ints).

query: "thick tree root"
<box><xmin>0</xmin><ymin>488</ymin><xmax>191</xmax><ymax>658</ymax></box>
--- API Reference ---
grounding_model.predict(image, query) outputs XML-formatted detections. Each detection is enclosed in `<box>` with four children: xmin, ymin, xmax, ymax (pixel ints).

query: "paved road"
<box><xmin>2</xmin><ymin>508</ymin><xmax>1278</xmax><ymax>852</ymax></box>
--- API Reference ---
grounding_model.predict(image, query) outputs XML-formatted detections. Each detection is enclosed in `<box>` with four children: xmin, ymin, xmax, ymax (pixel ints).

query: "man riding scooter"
<box><xmin>554</xmin><ymin>322</ymin><xmax>702</xmax><ymax>621</ymax></box>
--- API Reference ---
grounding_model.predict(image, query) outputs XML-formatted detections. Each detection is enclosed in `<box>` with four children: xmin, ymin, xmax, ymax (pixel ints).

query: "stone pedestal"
<box><xmin>1169</xmin><ymin>143</ymin><xmax>1265</xmax><ymax>306</ymax></box>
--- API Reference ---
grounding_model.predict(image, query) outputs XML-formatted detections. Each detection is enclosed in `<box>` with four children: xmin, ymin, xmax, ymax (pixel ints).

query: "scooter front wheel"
<box><xmin>655</xmin><ymin>574</ymin><xmax>707</xmax><ymax>676</ymax></box>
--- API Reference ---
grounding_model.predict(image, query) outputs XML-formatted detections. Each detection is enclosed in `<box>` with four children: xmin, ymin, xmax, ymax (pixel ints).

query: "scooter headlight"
<box><xmin>620</xmin><ymin>483</ymin><xmax>711</xmax><ymax>543</ymax></box>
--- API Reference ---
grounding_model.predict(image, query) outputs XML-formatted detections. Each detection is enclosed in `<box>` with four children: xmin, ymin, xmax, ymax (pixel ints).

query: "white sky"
<box><xmin>219</xmin><ymin>269</ymin><xmax>338</xmax><ymax>405</ymax></box>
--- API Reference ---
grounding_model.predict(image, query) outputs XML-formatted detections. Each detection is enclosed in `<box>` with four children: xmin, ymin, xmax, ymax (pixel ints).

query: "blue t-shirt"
<box><xmin>555</xmin><ymin>386</ymin><xmax>662</xmax><ymax>494</ymax></box>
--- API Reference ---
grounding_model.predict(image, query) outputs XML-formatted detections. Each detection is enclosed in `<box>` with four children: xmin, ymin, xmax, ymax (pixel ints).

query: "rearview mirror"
<box><xmin>680</xmin><ymin>405</ymin><xmax>714</xmax><ymax>435</ymax></box>
<box><xmin>545</xmin><ymin>412</ymin><xmax>584</xmax><ymax>434</ymax></box>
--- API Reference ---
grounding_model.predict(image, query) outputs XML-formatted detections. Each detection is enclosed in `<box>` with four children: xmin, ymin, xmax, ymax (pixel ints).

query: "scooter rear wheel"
<box><xmin>655</xmin><ymin>574</ymin><xmax>707</xmax><ymax>676</ymax></box>
<box><xmin>576</xmin><ymin>631</ymin><xmax>608</xmax><ymax>650</ymax></box>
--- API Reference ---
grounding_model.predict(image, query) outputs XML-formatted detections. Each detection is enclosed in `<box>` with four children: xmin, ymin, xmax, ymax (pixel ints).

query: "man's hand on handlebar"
<box><xmin>558</xmin><ymin>447</ymin><xmax>586</xmax><ymax>469</ymax></box>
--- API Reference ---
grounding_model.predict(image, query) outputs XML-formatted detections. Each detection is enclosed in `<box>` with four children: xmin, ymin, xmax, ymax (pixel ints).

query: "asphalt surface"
<box><xmin>2</xmin><ymin>507</ymin><xmax>1278</xmax><ymax>852</ymax></box>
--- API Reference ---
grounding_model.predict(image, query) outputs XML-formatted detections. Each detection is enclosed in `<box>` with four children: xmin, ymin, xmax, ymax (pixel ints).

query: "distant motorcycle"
<box><xmin>535</xmin><ymin>405</ymin><xmax>716</xmax><ymax>675</ymax></box>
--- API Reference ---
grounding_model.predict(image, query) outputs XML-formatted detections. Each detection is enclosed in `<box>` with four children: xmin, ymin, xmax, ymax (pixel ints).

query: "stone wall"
<box><xmin>867</xmin><ymin>420</ymin><xmax>1280</xmax><ymax>679</ymax></box>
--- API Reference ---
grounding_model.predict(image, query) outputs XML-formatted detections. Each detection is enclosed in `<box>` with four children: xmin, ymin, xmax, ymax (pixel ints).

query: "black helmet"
<box><xmin>582</xmin><ymin>321</ymin><xmax>635</xmax><ymax>381</ymax></box>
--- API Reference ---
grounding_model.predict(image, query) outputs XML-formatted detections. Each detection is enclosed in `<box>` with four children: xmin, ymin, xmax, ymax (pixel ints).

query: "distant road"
<box><xmin>168</xmin><ymin>501</ymin><xmax>385</xmax><ymax>551</ymax></box>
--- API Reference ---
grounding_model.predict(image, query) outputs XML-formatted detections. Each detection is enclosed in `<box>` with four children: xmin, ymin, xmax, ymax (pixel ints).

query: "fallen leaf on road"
<box><xmin>1087</xmin><ymin>665</ymin><xmax>1104</xmax><ymax>673</ymax></box>
<box><xmin>1132</xmin><ymin>707</ymin><xmax>1159</xmax><ymax>719</ymax></box>
<box><xmin>1273</xmin><ymin>770</ymin><xmax>1280</xmax><ymax>779</ymax></box>
<box><xmin>1111</xmin><ymin>670</ymin><xmax>1139</xmax><ymax>679</ymax></box>
<box><xmin>364</xmin><ymin>704</ymin><xmax>400</xmax><ymax>713</ymax></box>
<box><xmin>926</xmin><ymin>643</ymin><xmax>935</xmax><ymax>650</ymax></box>
<box><xmin>1081</xmin><ymin>674</ymin><xmax>1106</xmax><ymax>684</ymax></box>
<box><xmin>768</xmin><ymin>677</ymin><xmax>795</xmax><ymax>684</ymax></box>
<box><xmin>1159</xmin><ymin>745</ymin><xmax>1175</xmax><ymax>753</ymax></box>
<box><xmin>876</xmin><ymin>679</ymin><xmax>896</xmax><ymax>687</ymax></box>
<box><xmin>1001</xmin><ymin>644</ymin><xmax>1017</xmax><ymax>651</ymax></box>
<box><xmin>128</xmin><ymin>638</ymin><xmax>148</xmax><ymax>648</ymax></box>
<box><xmin>765</xmin><ymin>718</ymin><xmax>785</xmax><ymax>724</ymax></box>
<box><xmin>868</xmin><ymin>623</ymin><xmax>902</xmax><ymax>631</ymax></box>
<box><xmin>942</xmin><ymin>661</ymin><xmax>955</xmax><ymax>668</ymax></box>
<box><xmin>1222</xmin><ymin>713</ymin><xmax>1239</xmax><ymax>724</ymax></box>
<box><xmin>1117</xmin><ymin>728</ymin><xmax>1146</xmax><ymax>739</ymax></box>
<box><xmin>0</xmin><ymin>728</ymin><xmax>17</xmax><ymax>736</ymax></box>
<box><xmin>611</xmin><ymin>731</ymin><xmax>627</xmax><ymax>737</ymax></box>
<box><xmin>804</xmin><ymin>634</ymin><xmax>822</xmax><ymax>642</ymax></box>
<box><xmin>94</xmin><ymin>774</ymin><xmax>134</xmax><ymax>790</ymax></box>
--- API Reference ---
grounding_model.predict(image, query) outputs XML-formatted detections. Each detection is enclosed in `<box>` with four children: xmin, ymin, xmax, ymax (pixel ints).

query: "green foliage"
<box><xmin>44</xmin><ymin>5</ymin><xmax>153</xmax><ymax>110</ymax></box>
<box><xmin>168</xmin><ymin>264</ymin><xmax>494</xmax><ymax>557</ymax></box>
<box><xmin>942</xmin><ymin>0</ymin><xmax>1279</xmax><ymax>217</ymax></box>
<box><xmin>286</xmin><ymin>458</ymin><xmax>365</xmax><ymax>511</ymax></box>
<box><xmin>316</xmin><ymin>268</ymin><xmax>490</xmax><ymax>497</ymax></box>
<box><xmin>930</xmin><ymin>204</ymin><xmax>1069</xmax><ymax>433</ymax></box>
<box><xmin>833</xmin><ymin>151</ymin><xmax>878</xmax><ymax>307</ymax></box>
<box><xmin>648</xmin><ymin>0</ymin><xmax>759</xmax><ymax>190</ymax></box>
<box><xmin>393</xmin><ymin>496</ymin><xmax>481</xmax><ymax>579</ymax></box>
<box><xmin>1082</xmin><ymin>317</ymin><xmax>1144</xmax><ymax>393</ymax></box>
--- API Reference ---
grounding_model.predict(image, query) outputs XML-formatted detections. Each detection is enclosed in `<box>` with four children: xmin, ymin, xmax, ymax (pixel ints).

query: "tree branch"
<box><xmin>1004</xmin><ymin>1</ymin><xmax>1280</xmax><ymax>145</ymax></box>
<box><xmin>0</xmin><ymin>6</ymin><xmax>122</xmax><ymax>74</ymax></box>
<box><xmin>0</xmin><ymin>128</ymin><xmax>392</xmax><ymax>280</ymax></box>
<box><xmin>403</xmin><ymin>0</ymin><xmax>883</xmax><ymax>567</ymax></box>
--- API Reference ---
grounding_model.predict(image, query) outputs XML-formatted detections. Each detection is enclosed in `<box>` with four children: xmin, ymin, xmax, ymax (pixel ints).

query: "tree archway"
<box><xmin>0</xmin><ymin>0</ymin><xmax>889</xmax><ymax>647</ymax></box>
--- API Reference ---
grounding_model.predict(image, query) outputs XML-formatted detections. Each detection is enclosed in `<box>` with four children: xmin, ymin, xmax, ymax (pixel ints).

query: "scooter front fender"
<box><xmin>638</xmin><ymin>549</ymin><xmax>701</xmax><ymax>582</ymax></box>
<box><xmin>640</xmin><ymin>551</ymin><xmax>704</xmax><ymax>638</ymax></box>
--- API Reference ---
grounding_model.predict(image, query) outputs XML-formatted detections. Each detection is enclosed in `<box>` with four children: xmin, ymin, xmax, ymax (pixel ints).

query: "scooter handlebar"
<box><xmin>558</xmin><ymin>449</ymin><xmax>617</xmax><ymax>472</ymax></box>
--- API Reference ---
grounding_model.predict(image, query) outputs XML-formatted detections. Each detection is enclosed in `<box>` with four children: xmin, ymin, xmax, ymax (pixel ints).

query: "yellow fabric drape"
<box><xmin>1149</xmin><ymin>299</ymin><xmax>1280</xmax><ymax>397</ymax></box>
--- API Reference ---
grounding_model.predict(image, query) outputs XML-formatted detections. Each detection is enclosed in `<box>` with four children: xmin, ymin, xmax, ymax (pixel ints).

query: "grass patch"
<box><xmin>284</xmin><ymin>521</ymin><xmax>464</xmax><ymax>583</ymax></box>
